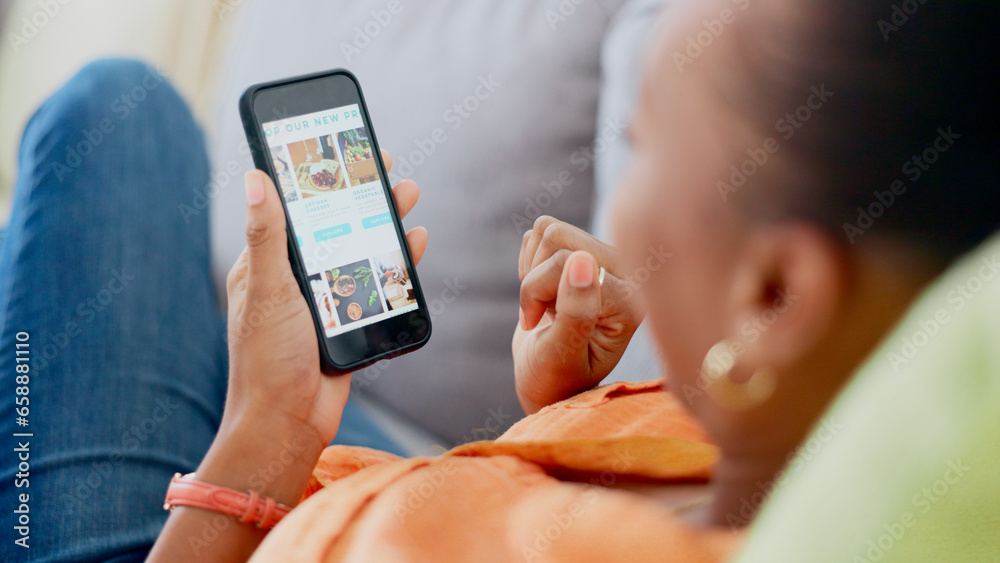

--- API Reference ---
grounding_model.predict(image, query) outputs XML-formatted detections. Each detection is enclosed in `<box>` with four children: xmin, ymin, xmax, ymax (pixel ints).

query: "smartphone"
<box><xmin>240</xmin><ymin>69</ymin><xmax>431</xmax><ymax>374</ymax></box>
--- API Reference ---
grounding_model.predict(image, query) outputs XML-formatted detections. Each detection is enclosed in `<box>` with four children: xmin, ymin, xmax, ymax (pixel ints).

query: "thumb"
<box><xmin>544</xmin><ymin>250</ymin><xmax>602</xmax><ymax>366</ymax></box>
<box><xmin>244</xmin><ymin>170</ymin><xmax>290</xmax><ymax>289</ymax></box>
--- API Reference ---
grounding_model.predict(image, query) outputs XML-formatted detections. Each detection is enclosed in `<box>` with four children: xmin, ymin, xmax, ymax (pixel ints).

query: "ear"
<box><xmin>726</xmin><ymin>223</ymin><xmax>848</xmax><ymax>376</ymax></box>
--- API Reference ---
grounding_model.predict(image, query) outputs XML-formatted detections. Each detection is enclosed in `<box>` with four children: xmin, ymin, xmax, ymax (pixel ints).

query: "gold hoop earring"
<box><xmin>700</xmin><ymin>340</ymin><xmax>776</xmax><ymax>411</ymax></box>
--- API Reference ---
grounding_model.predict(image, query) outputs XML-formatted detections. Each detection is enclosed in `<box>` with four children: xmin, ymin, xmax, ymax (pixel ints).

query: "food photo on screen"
<box><xmin>337</xmin><ymin>127</ymin><xmax>378</xmax><ymax>186</ymax></box>
<box><xmin>270</xmin><ymin>144</ymin><xmax>299</xmax><ymax>203</ymax></box>
<box><xmin>287</xmin><ymin>134</ymin><xmax>346</xmax><ymax>198</ymax></box>
<box><xmin>324</xmin><ymin>258</ymin><xmax>385</xmax><ymax>326</ymax></box>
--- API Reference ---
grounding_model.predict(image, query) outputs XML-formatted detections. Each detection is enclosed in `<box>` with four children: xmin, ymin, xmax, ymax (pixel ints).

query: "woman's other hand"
<box><xmin>514</xmin><ymin>216</ymin><xmax>645</xmax><ymax>414</ymax></box>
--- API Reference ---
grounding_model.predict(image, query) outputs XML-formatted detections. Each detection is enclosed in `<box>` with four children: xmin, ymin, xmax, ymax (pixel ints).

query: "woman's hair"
<box><xmin>728</xmin><ymin>0</ymin><xmax>999</xmax><ymax>268</ymax></box>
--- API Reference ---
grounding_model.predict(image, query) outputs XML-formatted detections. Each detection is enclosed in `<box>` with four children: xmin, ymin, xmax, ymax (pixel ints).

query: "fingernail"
<box><xmin>519</xmin><ymin>308</ymin><xmax>527</xmax><ymax>330</ymax></box>
<box><xmin>246</xmin><ymin>172</ymin><xmax>265</xmax><ymax>206</ymax></box>
<box><xmin>568</xmin><ymin>255</ymin><xmax>594</xmax><ymax>288</ymax></box>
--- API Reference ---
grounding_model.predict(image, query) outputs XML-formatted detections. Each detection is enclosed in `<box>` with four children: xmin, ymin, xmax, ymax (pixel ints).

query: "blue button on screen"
<box><xmin>314</xmin><ymin>224</ymin><xmax>352</xmax><ymax>241</ymax></box>
<box><xmin>362</xmin><ymin>213</ymin><xmax>392</xmax><ymax>229</ymax></box>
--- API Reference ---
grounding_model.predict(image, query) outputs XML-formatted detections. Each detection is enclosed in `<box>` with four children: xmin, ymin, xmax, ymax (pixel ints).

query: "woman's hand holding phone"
<box><xmin>221</xmin><ymin>151</ymin><xmax>426</xmax><ymax>460</ymax></box>
<box><xmin>150</xmin><ymin>153</ymin><xmax>425</xmax><ymax>563</ymax></box>
<box><xmin>513</xmin><ymin>217</ymin><xmax>645</xmax><ymax>414</ymax></box>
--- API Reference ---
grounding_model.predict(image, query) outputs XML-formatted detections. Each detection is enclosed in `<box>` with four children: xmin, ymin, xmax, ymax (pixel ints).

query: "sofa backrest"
<box><xmin>209</xmin><ymin>0</ymin><xmax>628</xmax><ymax>445</ymax></box>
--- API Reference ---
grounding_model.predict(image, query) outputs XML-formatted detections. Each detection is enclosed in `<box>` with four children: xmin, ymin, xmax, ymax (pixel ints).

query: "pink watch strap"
<box><xmin>163</xmin><ymin>473</ymin><xmax>292</xmax><ymax>529</ymax></box>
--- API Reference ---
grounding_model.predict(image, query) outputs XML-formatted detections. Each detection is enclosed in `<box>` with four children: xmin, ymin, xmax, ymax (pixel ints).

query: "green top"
<box><xmin>736</xmin><ymin>233</ymin><xmax>1000</xmax><ymax>562</ymax></box>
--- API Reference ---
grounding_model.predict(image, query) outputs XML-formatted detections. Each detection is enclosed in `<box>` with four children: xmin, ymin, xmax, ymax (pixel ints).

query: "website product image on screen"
<box><xmin>262</xmin><ymin>104</ymin><xmax>419</xmax><ymax>338</ymax></box>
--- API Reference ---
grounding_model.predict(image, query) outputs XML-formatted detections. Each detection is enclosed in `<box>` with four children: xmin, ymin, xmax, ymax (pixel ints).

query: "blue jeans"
<box><xmin>0</xmin><ymin>59</ymin><xmax>402</xmax><ymax>563</ymax></box>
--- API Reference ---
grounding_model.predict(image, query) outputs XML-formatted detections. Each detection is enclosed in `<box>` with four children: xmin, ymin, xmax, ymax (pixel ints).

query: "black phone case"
<box><xmin>239</xmin><ymin>69</ymin><xmax>431</xmax><ymax>374</ymax></box>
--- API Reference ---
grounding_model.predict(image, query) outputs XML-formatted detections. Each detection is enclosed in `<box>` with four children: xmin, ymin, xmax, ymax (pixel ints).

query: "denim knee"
<box><xmin>16</xmin><ymin>58</ymin><xmax>208</xmax><ymax>203</ymax></box>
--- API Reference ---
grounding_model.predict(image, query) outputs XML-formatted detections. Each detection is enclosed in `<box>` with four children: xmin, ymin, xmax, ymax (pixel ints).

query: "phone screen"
<box><xmin>259</xmin><ymin>101</ymin><xmax>419</xmax><ymax>338</ymax></box>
